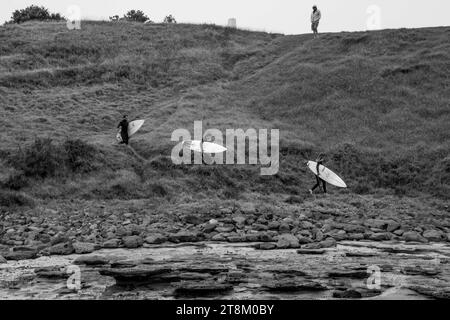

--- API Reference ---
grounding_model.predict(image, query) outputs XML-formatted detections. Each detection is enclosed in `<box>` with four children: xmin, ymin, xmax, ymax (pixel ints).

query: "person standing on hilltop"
<box><xmin>117</xmin><ymin>115</ymin><xmax>129</xmax><ymax>145</ymax></box>
<box><xmin>311</xmin><ymin>5</ymin><xmax>321</xmax><ymax>38</ymax></box>
<box><xmin>309</xmin><ymin>153</ymin><xmax>327</xmax><ymax>194</ymax></box>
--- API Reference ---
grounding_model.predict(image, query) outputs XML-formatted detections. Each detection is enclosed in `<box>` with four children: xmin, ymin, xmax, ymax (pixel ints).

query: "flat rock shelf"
<box><xmin>0</xmin><ymin>241</ymin><xmax>449</xmax><ymax>300</ymax></box>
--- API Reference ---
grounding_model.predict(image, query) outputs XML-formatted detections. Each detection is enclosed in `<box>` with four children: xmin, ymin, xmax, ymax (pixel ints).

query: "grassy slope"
<box><xmin>0</xmin><ymin>21</ymin><xmax>449</xmax><ymax>210</ymax></box>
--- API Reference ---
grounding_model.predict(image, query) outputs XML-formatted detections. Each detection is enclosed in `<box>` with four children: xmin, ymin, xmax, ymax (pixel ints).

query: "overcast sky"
<box><xmin>1</xmin><ymin>0</ymin><xmax>449</xmax><ymax>34</ymax></box>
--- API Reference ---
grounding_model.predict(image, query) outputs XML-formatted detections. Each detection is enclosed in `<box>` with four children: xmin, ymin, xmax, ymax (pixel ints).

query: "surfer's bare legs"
<box><xmin>311</xmin><ymin>23</ymin><xmax>319</xmax><ymax>38</ymax></box>
<box><xmin>322</xmin><ymin>180</ymin><xmax>327</xmax><ymax>193</ymax></box>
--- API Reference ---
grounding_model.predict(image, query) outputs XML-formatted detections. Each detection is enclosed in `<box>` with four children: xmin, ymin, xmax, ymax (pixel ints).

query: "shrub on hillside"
<box><xmin>123</xmin><ymin>10</ymin><xmax>150</xmax><ymax>23</ymax></box>
<box><xmin>12</xmin><ymin>138</ymin><xmax>63</xmax><ymax>178</ymax></box>
<box><xmin>3</xmin><ymin>174</ymin><xmax>29</xmax><ymax>190</ymax></box>
<box><xmin>148</xmin><ymin>182</ymin><xmax>168</xmax><ymax>197</ymax></box>
<box><xmin>0</xmin><ymin>190</ymin><xmax>34</xmax><ymax>208</ymax></box>
<box><xmin>9</xmin><ymin>5</ymin><xmax>64</xmax><ymax>24</ymax></box>
<box><xmin>63</xmin><ymin>139</ymin><xmax>96</xmax><ymax>173</ymax></box>
<box><xmin>8</xmin><ymin>138</ymin><xmax>99</xmax><ymax>181</ymax></box>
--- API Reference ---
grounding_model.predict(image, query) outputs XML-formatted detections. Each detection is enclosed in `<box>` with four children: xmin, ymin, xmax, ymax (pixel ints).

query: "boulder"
<box><xmin>253</xmin><ymin>223</ymin><xmax>268</xmax><ymax>231</ymax></box>
<box><xmin>183</xmin><ymin>215</ymin><xmax>203</xmax><ymax>225</ymax></box>
<box><xmin>50</xmin><ymin>234</ymin><xmax>71</xmax><ymax>245</ymax></box>
<box><xmin>332</xmin><ymin>231</ymin><xmax>348</xmax><ymax>241</ymax></box>
<box><xmin>422</xmin><ymin>230</ymin><xmax>444</xmax><ymax>242</ymax></box>
<box><xmin>144</xmin><ymin>234</ymin><xmax>167</xmax><ymax>244</ymax></box>
<box><xmin>296</xmin><ymin>235</ymin><xmax>313</xmax><ymax>244</ymax></box>
<box><xmin>321</xmin><ymin>223</ymin><xmax>333</xmax><ymax>233</ymax></box>
<box><xmin>363</xmin><ymin>219</ymin><xmax>389</xmax><ymax>230</ymax></box>
<box><xmin>215</xmin><ymin>226</ymin><xmax>234</xmax><ymax>233</ymax></box>
<box><xmin>73</xmin><ymin>242</ymin><xmax>98</xmax><ymax>254</ymax></box>
<box><xmin>211</xmin><ymin>233</ymin><xmax>226</xmax><ymax>241</ymax></box>
<box><xmin>232</xmin><ymin>215</ymin><xmax>246</xmax><ymax>225</ymax></box>
<box><xmin>314</xmin><ymin>230</ymin><xmax>324</xmax><ymax>241</ymax></box>
<box><xmin>103</xmin><ymin>238</ymin><xmax>121</xmax><ymax>248</ymax></box>
<box><xmin>276</xmin><ymin>234</ymin><xmax>300</xmax><ymax>249</ymax></box>
<box><xmin>268</xmin><ymin>221</ymin><xmax>280</xmax><ymax>230</ymax></box>
<box><xmin>300</xmin><ymin>221</ymin><xmax>315</xmax><ymax>229</ymax></box>
<box><xmin>301</xmin><ymin>242</ymin><xmax>322</xmax><ymax>250</ymax></box>
<box><xmin>122</xmin><ymin>236</ymin><xmax>143</xmax><ymax>248</ymax></box>
<box><xmin>245</xmin><ymin>233</ymin><xmax>260</xmax><ymax>242</ymax></box>
<box><xmin>343</xmin><ymin>224</ymin><xmax>366</xmax><ymax>233</ymax></box>
<box><xmin>45</xmin><ymin>242</ymin><xmax>74</xmax><ymax>255</ymax></box>
<box><xmin>402</xmin><ymin>231</ymin><xmax>428</xmax><ymax>243</ymax></box>
<box><xmin>278</xmin><ymin>223</ymin><xmax>291</xmax><ymax>233</ymax></box>
<box><xmin>203</xmin><ymin>223</ymin><xmax>217</xmax><ymax>233</ymax></box>
<box><xmin>386</xmin><ymin>221</ymin><xmax>401</xmax><ymax>232</ymax></box>
<box><xmin>168</xmin><ymin>231</ymin><xmax>199</xmax><ymax>243</ymax></box>
<box><xmin>348</xmin><ymin>233</ymin><xmax>365</xmax><ymax>240</ymax></box>
<box><xmin>369</xmin><ymin>233</ymin><xmax>393</xmax><ymax>241</ymax></box>
<box><xmin>127</xmin><ymin>224</ymin><xmax>143</xmax><ymax>236</ymax></box>
<box><xmin>258</xmin><ymin>233</ymin><xmax>273</xmax><ymax>242</ymax></box>
<box><xmin>227</xmin><ymin>235</ymin><xmax>245</xmax><ymax>243</ymax></box>
<box><xmin>319</xmin><ymin>237</ymin><xmax>337</xmax><ymax>248</ymax></box>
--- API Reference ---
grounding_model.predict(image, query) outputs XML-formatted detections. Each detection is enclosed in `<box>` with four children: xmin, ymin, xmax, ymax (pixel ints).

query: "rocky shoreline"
<box><xmin>0</xmin><ymin>241</ymin><xmax>449</xmax><ymax>300</ymax></box>
<box><xmin>1</xmin><ymin>198</ymin><xmax>449</xmax><ymax>262</ymax></box>
<box><xmin>1</xmin><ymin>196</ymin><xmax>449</xmax><ymax>299</ymax></box>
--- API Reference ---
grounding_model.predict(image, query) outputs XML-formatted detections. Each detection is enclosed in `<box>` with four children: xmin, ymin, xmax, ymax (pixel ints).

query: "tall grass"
<box><xmin>0</xmin><ymin>22</ymin><xmax>448</xmax><ymax>204</ymax></box>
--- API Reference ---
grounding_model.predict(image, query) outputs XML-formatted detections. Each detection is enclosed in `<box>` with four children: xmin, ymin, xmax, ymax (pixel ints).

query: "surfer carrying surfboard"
<box><xmin>117</xmin><ymin>115</ymin><xmax>129</xmax><ymax>145</ymax></box>
<box><xmin>309</xmin><ymin>153</ymin><xmax>327</xmax><ymax>194</ymax></box>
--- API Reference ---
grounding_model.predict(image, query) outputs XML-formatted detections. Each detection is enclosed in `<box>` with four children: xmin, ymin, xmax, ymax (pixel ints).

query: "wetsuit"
<box><xmin>311</xmin><ymin>160</ymin><xmax>327</xmax><ymax>193</ymax></box>
<box><xmin>118</xmin><ymin>119</ymin><xmax>129</xmax><ymax>145</ymax></box>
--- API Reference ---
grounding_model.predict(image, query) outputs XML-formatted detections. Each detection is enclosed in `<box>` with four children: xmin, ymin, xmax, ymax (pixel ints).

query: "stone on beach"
<box><xmin>122</xmin><ymin>236</ymin><xmax>143</xmax><ymax>248</ymax></box>
<box><xmin>144</xmin><ymin>234</ymin><xmax>167</xmax><ymax>244</ymax></box>
<box><xmin>103</xmin><ymin>239</ymin><xmax>121</xmax><ymax>248</ymax></box>
<box><xmin>422</xmin><ymin>229</ymin><xmax>444</xmax><ymax>242</ymax></box>
<box><xmin>402</xmin><ymin>231</ymin><xmax>428</xmax><ymax>243</ymax></box>
<box><xmin>276</xmin><ymin>234</ymin><xmax>300</xmax><ymax>249</ymax></box>
<box><xmin>73</xmin><ymin>242</ymin><xmax>98</xmax><ymax>254</ymax></box>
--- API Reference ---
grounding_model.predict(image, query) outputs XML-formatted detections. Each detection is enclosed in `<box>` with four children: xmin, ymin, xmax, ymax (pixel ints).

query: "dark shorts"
<box><xmin>311</xmin><ymin>21</ymin><xmax>319</xmax><ymax>32</ymax></box>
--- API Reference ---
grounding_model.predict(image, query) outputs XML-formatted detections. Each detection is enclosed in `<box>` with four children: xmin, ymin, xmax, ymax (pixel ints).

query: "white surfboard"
<box><xmin>307</xmin><ymin>161</ymin><xmax>347</xmax><ymax>188</ymax></box>
<box><xmin>116</xmin><ymin>120</ymin><xmax>145</xmax><ymax>142</ymax></box>
<box><xmin>182</xmin><ymin>140</ymin><xmax>227</xmax><ymax>154</ymax></box>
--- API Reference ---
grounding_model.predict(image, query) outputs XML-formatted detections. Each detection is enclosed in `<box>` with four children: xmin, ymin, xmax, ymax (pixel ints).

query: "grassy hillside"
<box><xmin>0</xmin><ymin>21</ymin><xmax>449</xmax><ymax>209</ymax></box>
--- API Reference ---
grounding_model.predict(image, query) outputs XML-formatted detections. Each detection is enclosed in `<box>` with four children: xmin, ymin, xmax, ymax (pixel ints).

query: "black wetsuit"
<box><xmin>311</xmin><ymin>160</ymin><xmax>327</xmax><ymax>193</ymax></box>
<box><xmin>118</xmin><ymin>119</ymin><xmax>129</xmax><ymax>145</ymax></box>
